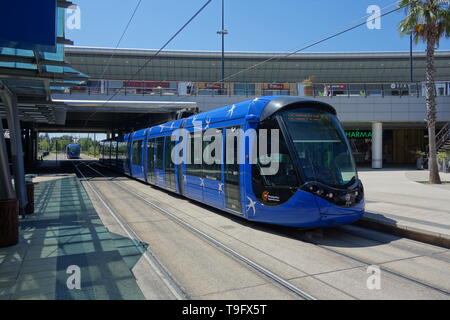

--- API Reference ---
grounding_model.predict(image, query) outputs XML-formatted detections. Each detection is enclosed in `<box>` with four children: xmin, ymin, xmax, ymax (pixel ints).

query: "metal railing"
<box><xmin>309</xmin><ymin>83</ymin><xmax>422</xmax><ymax>98</ymax></box>
<box><xmin>63</xmin><ymin>80</ymin><xmax>450</xmax><ymax>98</ymax></box>
<box><xmin>436</xmin><ymin>122</ymin><xmax>450</xmax><ymax>152</ymax></box>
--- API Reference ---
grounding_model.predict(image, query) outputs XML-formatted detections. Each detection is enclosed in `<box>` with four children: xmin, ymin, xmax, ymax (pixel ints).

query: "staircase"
<box><xmin>436</xmin><ymin>122</ymin><xmax>450</xmax><ymax>153</ymax></box>
<box><xmin>424</xmin><ymin>123</ymin><xmax>449</xmax><ymax>171</ymax></box>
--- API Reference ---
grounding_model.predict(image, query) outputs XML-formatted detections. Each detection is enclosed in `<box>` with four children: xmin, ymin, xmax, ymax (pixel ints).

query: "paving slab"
<box><xmin>306</xmin><ymin>266</ymin><xmax>448</xmax><ymax>300</ymax></box>
<box><xmin>357</xmin><ymin>169</ymin><xmax>450</xmax><ymax>248</ymax></box>
<box><xmin>0</xmin><ymin>175</ymin><xmax>145</xmax><ymax>300</ymax></box>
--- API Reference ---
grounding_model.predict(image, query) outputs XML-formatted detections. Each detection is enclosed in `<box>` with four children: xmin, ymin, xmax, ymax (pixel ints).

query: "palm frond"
<box><xmin>398</xmin><ymin>0</ymin><xmax>450</xmax><ymax>44</ymax></box>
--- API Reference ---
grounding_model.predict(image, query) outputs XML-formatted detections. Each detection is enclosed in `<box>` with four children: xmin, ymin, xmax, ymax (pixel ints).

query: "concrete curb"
<box><xmin>354</xmin><ymin>215</ymin><xmax>450</xmax><ymax>249</ymax></box>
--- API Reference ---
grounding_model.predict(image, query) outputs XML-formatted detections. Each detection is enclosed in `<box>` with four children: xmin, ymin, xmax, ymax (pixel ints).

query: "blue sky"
<box><xmin>66</xmin><ymin>0</ymin><xmax>450</xmax><ymax>53</ymax></box>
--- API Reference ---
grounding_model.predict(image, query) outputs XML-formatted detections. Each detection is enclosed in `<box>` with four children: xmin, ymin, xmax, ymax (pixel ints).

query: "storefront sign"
<box><xmin>345</xmin><ymin>130</ymin><xmax>372</xmax><ymax>139</ymax></box>
<box><xmin>197</xmin><ymin>82</ymin><xmax>222</xmax><ymax>89</ymax></box>
<box><xmin>390</xmin><ymin>83</ymin><xmax>409</xmax><ymax>89</ymax></box>
<box><xmin>124</xmin><ymin>81</ymin><xmax>170</xmax><ymax>88</ymax></box>
<box><xmin>263</xmin><ymin>83</ymin><xmax>288</xmax><ymax>90</ymax></box>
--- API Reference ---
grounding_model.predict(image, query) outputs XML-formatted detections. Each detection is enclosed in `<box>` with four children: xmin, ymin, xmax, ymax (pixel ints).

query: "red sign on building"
<box><xmin>124</xmin><ymin>81</ymin><xmax>170</xmax><ymax>88</ymax></box>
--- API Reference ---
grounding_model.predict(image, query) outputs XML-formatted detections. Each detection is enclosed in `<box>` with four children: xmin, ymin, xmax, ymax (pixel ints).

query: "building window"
<box><xmin>234</xmin><ymin>83</ymin><xmax>256</xmax><ymax>96</ymax></box>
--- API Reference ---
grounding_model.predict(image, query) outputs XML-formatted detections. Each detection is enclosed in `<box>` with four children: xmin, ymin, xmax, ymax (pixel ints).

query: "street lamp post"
<box><xmin>409</xmin><ymin>33</ymin><xmax>413</xmax><ymax>83</ymax></box>
<box><xmin>217</xmin><ymin>0</ymin><xmax>228</xmax><ymax>95</ymax></box>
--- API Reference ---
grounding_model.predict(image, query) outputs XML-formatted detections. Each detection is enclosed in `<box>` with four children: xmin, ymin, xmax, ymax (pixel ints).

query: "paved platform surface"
<box><xmin>358</xmin><ymin>169</ymin><xmax>450</xmax><ymax>247</ymax></box>
<box><xmin>0</xmin><ymin>168</ymin><xmax>145</xmax><ymax>300</ymax></box>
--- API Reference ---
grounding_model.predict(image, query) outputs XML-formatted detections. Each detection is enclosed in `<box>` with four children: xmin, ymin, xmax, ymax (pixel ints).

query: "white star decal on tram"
<box><xmin>183</xmin><ymin>175</ymin><xmax>187</xmax><ymax>183</ymax></box>
<box><xmin>246</xmin><ymin>196</ymin><xmax>257</xmax><ymax>216</ymax></box>
<box><xmin>200</xmin><ymin>178</ymin><xmax>205</xmax><ymax>187</ymax></box>
<box><xmin>170</xmin><ymin>122</ymin><xmax>175</xmax><ymax>129</ymax></box>
<box><xmin>192</xmin><ymin>115</ymin><xmax>202</xmax><ymax>131</ymax></box>
<box><xmin>227</xmin><ymin>104</ymin><xmax>236</xmax><ymax>117</ymax></box>
<box><xmin>218</xmin><ymin>183</ymin><xmax>224</xmax><ymax>193</ymax></box>
<box><xmin>205</xmin><ymin>117</ymin><xmax>211</xmax><ymax>129</ymax></box>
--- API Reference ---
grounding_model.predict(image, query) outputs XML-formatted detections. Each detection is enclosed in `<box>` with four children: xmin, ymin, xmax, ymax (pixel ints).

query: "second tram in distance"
<box><xmin>100</xmin><ymin>96</ymin><xmax>364</xmax><ymax>227</ymax></box>
<box><xmin>66</xmin><ymin>143</ymin><xmax>81</xmax><ymax>159</ymax></box>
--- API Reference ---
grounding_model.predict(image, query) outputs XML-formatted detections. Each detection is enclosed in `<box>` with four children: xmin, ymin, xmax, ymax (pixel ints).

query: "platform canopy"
<box><xmin>0</xmin><ymin>0</ymin><xmax>87</xmax><ymax>209</ymax></box>
<box><xmin>0</xmin><ymin>1</ymin><xmax>87</xmax><ymax>125</ymax></box>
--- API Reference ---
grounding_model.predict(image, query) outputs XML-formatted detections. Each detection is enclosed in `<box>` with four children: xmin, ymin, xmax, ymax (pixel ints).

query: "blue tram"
<box><xmin>66</xmin><ymin>143</ymin><xmax>81</xmax><ymax>159</ymax></box>
<box><xmin>100</xmin><ymin>97</ymin><xmax>364</xmax><ymax>227</ymax></box>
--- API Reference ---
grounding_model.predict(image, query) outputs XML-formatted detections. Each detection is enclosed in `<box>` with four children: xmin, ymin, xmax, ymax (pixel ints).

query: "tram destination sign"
<box><xmin>345</xmin><ymin>130</ymin><xmax>372</xmax><ymax>139</ymax></box>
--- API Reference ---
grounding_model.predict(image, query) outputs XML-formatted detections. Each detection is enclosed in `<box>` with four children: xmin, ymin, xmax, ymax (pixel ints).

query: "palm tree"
<box><xmin>398</xmin><ymin>0</ymin><xmax>450</xmax><ymax>184</ymax></box>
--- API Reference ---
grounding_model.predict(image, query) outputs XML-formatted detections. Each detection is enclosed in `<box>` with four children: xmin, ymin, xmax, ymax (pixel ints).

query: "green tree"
<box><xmin>398</xmin><ymin>0</ymin><xmax>450</xmax><ymax>184</ymax></box>
<box><xmin>38</xmin><ymin>139</ymin><xmax>49</xmax><ymax>154</ymax></box>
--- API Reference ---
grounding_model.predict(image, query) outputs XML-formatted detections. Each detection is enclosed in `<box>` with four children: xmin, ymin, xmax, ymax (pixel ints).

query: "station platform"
<box><xmin>357</xmin><ymin>169</ymin><xmax>450</xmax><ymax>248</ymax></box>
<box><xmin>0</xmin><ymin>160</ymin><xmax>145</xmax><ymax>300</ymax></box>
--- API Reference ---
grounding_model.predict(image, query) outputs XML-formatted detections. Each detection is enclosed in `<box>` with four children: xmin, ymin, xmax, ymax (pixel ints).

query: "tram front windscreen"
<box><xmin>280</xmin><ymin>108</ymin><xmax>358</xmax><ymax>188</ymax></box>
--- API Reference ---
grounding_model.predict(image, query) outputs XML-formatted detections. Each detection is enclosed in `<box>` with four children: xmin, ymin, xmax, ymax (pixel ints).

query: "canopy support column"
<box><xmin>372</xmin><ymin>122</ymin><xmax>383</xmax><ymax>169</ymax></box>
<box><xmin>0</xmin><ymin>82</ymin><xmax>28</xmax><ymax>212</ymax></box>
<box><xmin>0</xmin><ymin>118</ymin><xmax>15</xmax><ymax>201</ymax></box>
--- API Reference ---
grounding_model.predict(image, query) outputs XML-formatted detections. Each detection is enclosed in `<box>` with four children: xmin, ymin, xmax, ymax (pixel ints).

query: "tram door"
<box><xmin>224</xmin><ymin>127</ymin><xmax>242</xmax><ymax>213</ymax></box>
<box><xmin>175</xmin><ymin>132</ymin><xmax>186</xmax><ymax>195</ymax></box>
<box><xmin>164</xmin><ymin>136</ymin><xmax>176</xmax><ymax>191</ymax></box>
<box><xmin>147</xmin><ymin>138</ymin><xmax>155</xmax><ymax>184</ymax></box>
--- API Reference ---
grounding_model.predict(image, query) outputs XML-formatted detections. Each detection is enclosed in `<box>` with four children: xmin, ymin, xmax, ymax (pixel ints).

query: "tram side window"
<box><xmin>187</xmin><ymin>131</ymin><xmax>203</xmax><ymax>177</ymax></box>
<box><xmin>112</xmin><ymin>141</ymin><xmax>118</xmax><ymax>161</ymax></box>
<box><xmin>203</xmin><ymin>129</ymin><xmax>222</xmax><ymax>180</ymax></box>
<box><xmin>155</xmin><ymin>137</ymin><xmax>165</xmax><ymax>170</ymax></box>
<box><xmin>252</xmin><ymin>117</ymin><xmax>299</xmax><ymax>205</ymax></box>
<box><xmin>117</xmin><ymin>142</ymin><xmax>121</xmax><ymax>160</ymax></box>
<box><xmin>105</xmin><ymin>142</ymin><xmax>111</xmax><ymax>160</ymax></box>
<box><xmin>126</xmin><ymin>140</ymin><xmax>131</xmax><ymax>162</ymax></box>
<box><xmin>164</xmin><ymin>137</ymin><xmax>175</xmax><ymax>171</ymax></box>
<box><xmin>109</xmin><ymin>142</ymin><xmax>114</xmax><ymax>160</ymax></box>
<box><xmin>132</xmin><ymin>140</ymin><xmax>143</xmax><ymax>166</ymax></box>
<box><xmin>147</xmin><ymin>139</ymin><xmax>155</xmax><ymax>169</ymax></box>
<box><xmin>108</xmin><ymin>142</ymin><xmax>113</xmax><ymax>160</ymax></box>
<box><xmin>118</xmin><ymin>142</ymin><xmax>127</xmax><ymax>160</ymax></box>
<box><xmin>109</xmin><ymin>141</ymin><xmax>113</xmax><ymax>160</ymax></box>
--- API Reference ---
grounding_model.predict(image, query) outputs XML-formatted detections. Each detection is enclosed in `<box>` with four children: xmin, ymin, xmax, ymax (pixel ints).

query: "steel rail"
<box><xmin>73</xmin><ymin>162</ymin><xmax>189</xmax><ymax>300</ymax></box>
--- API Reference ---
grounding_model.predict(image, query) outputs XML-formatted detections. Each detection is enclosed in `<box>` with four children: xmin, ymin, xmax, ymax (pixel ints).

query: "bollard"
<box><xmin>25</xmin><ymin>182</ymin><xmax>35</xmax><ymax>215</ymax></box>
<box><xmin>24</xmin><ymin>174</ymin><xmax>37</xmax><ymax>215</ymax></box>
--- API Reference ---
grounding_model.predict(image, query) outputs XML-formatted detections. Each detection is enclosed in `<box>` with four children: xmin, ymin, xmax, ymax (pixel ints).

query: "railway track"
<box><xmin>73</xmin><ymin>161</ymin><xmax>188</xmax><ymax>300</ymax></box>
<box><xmin>74</xmin><ymin>161</ymin><xmax>317</xmax><ymax>300</ymax></box>
<box><xmin>286</xmin><ymin>228</ymin><xmax>450</xmax><ymax>297</ymax></box>
<box><xmin>76</xmin><ymin>160</ymin><xmax>450</xmax><ymax>299</ymax></box>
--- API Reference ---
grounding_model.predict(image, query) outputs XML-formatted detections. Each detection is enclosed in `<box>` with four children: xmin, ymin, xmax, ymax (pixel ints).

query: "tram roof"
<box><xmin>108</xmin><ymin>96</ymin><xmax>337</xmax><ymax>141</ymax></box>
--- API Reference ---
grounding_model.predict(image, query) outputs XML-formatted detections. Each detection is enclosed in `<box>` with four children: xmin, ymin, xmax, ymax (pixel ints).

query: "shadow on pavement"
<box><xmin>0</xmin><ymin>174</ymin><xmax>146</xmax><ymax>300</ymax></box>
